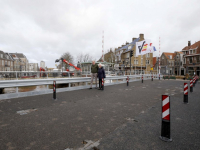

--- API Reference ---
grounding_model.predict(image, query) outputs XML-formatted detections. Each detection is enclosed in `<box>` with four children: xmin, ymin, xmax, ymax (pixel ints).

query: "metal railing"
<box><xmin>0</xmin><ymin>74</ymin><xmax>162</xmax><ymax>100</ymax></box>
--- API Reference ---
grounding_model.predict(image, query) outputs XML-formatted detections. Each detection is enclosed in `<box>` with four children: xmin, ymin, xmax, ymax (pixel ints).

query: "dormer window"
<box><xmin>168</xmin><ymin>55</ymin><xmax>172</xmax><ymax>59</ymax></box>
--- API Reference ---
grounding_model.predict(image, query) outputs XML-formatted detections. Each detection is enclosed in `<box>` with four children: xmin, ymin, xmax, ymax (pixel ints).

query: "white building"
<box><xmin>40</xmin><ymin>61</ymin><xmax>45</xmax><ymax>69</ymax></box>
<box><xmin>28</xmin><ymin>63</ymin><xmax>39</xmax><ymax>71</ymax></box>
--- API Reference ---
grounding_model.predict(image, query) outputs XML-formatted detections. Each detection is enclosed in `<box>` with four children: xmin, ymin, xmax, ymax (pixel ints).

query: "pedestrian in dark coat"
<box><xmin>98</xmin><ymin>64</ymin><xmax>106</xmax><ymax>90</ymax></box>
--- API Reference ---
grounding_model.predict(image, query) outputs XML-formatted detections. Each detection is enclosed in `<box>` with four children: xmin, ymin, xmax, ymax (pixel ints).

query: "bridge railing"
<box><xmin>0</xmin><ymin>74</ymin><xmax>163</xmax><ymax>100</ymax></box>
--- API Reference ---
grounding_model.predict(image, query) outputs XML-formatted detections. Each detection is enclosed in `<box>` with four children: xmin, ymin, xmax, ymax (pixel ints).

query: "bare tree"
<box><xmin>77</xmin><ymin>53</ymin><xmax>93</xmax><ymax>63</ymax></box>
<box><xmin>59</xmin><ymin>52</ymin><xmax>74</xmax><ymax>69</ymax></box>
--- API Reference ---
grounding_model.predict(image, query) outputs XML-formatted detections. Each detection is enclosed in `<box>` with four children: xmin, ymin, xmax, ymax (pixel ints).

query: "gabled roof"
<box><xmin>182</xmin><ymin>41</ymin><xmax>200</xmax><ymax>50</ymax></box>
<box><xmin>9</xmin><ymin>53</ymin><xmax>26</xmax><ymax>58</ymax></box>
<box><xmin>175</xmin><ymin>51</ymin><xmax>183</xmax><ymax>54</ymax></box>
<box><xmin>163</xmin><ymin>52</ymin><xmax>175</xmax><ymax>60</ymax></box>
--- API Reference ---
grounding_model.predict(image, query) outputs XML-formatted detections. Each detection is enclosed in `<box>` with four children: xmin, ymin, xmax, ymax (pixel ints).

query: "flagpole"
<box><xmin>146</xmin><ymin>54</ymin><xmax>147</xmax><ymax>74</ymax></box>
<box><xmin>159</xmin><ymin>37</ymin><xmax>161</xmax><ymax>77</ymax></box>
<box><xmin>141</xmin><ymin>55</ymin><xmax>142</xmax><ymax>74</ymax></box>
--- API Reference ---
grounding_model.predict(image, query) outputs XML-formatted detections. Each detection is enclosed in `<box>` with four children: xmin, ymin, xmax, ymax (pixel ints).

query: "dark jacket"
<box><xmin>98</xmin><ymin>67</ymin><xmax>106</xmax><ymax>79</ymax></box>
<box><xmin>91</xmin><ymin>64</ymin><xmax>98</xmax><ymax>73</ymax></box>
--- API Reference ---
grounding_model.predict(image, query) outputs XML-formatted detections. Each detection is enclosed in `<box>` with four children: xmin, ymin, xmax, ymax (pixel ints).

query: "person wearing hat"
<box><xmin>97</xmin><ymin>63</ymin><xmax>106</xmax><ymax>90</ymax></box>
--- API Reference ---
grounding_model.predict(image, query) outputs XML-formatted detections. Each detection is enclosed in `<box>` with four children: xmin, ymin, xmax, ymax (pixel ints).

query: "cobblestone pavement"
<box><xmin>0</xmin><ymin>80</ymin><xmax>199</xmax><ymax>150</ymax></box>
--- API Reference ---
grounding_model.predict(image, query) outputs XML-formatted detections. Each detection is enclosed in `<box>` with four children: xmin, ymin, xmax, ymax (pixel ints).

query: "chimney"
<box><xmin>126</xmin><ymin>41</ymin><xmax>129</xmax><ymax>45</ymax></box>
<box><xmin>188</xmin><ymin>41</ymin><xmax>191</xmax><ymax>46</ymax></box>
<box><xmin>139</xmin><ymin>34</ymin><xmax>144</xmax><ymax>40</ymax></box>
<box><xmin>132</xmin><ymin>38</ymin><xmax>136</xmax><ymax>41</ymax></box>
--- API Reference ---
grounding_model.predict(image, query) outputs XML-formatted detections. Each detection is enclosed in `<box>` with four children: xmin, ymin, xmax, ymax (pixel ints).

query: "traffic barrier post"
<box><xmin>160</xmin><ymin>95</ymin><xmax>172</xmax><ymax>142</ymax></box>
<box><xmin>152</xmin><ymin>74</ymin><xmax>153</xmax><ymax>81</ymax></box>
<box><xmin>53</xmin><ymin>81</ymin><xmax>56</xmax><ymax>100</ymax></box>
<box><xmin>102</xmin><ymin>78</ymin><xmax>104</xmax><ymax>90</ymax></box>
<box><xmin>190</xmin><ymin>79</ymin><xmax>193</xmax><ymax>92</ymax></box>
<box><xmin>142</xmin><ymin>75</ymin><xmax>143</xmax><ymax>83</ymax></box>
<box><xmin>127</xmin><ymin>76</ymin><xmax>129</xmax><ymax>86</ymax></box>
<box><xmin>193</xmin><ymin>77</ymin><xmax>195</xmax><ymax>87</ymax></box>
<box><xmin>184</xmin><ymin>83</ymin><xmax>188</xmax><ymax>103</ymax></box>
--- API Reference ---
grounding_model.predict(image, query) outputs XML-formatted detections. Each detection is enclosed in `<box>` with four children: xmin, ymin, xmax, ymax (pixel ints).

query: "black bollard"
<box><xmin>53</xmin><ymin>81</ymin><xmax>56</xmax><ymax>100</ymax></box>
<box><xmin>183</xmin><ymin>83</ymin><xmax>188</xmax><ymax>103</ymax></box>
<box><xmin>190</xmin><ymin>79</ymin><xmax>193</xmax><ymax>92</ymax></box>
<box><xmin>102</xmin><ymin>78</ymin><xmax>104</xmax><ymax>90</ymax></box>
<box><xmin>142</xmin><ymin>75</ymin><xmax>143</xmax><ymax>83</ymax></box>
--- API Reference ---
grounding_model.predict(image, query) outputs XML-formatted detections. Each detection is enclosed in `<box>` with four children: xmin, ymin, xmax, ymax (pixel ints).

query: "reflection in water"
<box><xmin>3</xmin><ymin>85</ymin><xmax>48</xmax><ymax>94</ymax></box>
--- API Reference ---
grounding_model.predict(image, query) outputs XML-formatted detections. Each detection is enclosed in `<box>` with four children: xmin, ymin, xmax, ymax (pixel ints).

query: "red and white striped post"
<box><xmin>53</xmin><ymin>81</ymin><xmax>56</xmax><ymax>99</ymax></box>
<box><xmin>190</xmin><ymin>79</ymin><xmax>193</xmax><ymax>92</ymax></box>
<box><xmin>193</xmin><ymin>77</ymin><xmax>195</xmax><ymax>87</ymax></box>
<box><xmin>184</xmin><ymin>83</ymin><xmax>188</xmax><ymax>103</ymax></box>
<box><xmin>102</xmin><ymin>78</ymin><xmax>104</xmax><ymax>90</ymax></box>
<box><xmin>142</xmin><ymin>75</ymin><xmax>143</xmax><ymax>83</ymax></box>
<box><xmin>160</xmin><ymin>95</ymin><xmax>172</xmax><ymax>142</ymax></box>
<box><xmin>127</xmin><ymin>76</ymin><xmax>129</xmax><ymax>86</ymax></box>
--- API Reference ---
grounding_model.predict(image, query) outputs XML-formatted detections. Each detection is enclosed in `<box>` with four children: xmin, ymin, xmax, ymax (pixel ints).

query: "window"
<box><xmin>146</xmin><ymin>60</ymin><xmax>150</xmax><ymax>64</ymax></box>
<box><xmin>162</xmin><ymin>56</ymin><xmax>164</xmax><ymax>59</ymax></box>
<box><xmin>189</xmin><ymin>57</ymin><xmax>192</xmax><ymax>64</ymax></box>
<box><xmin>0</xmin><ymin>54</ymin><xmax>3</xmax><ymax>58</ymax></box>
<box><xmin>184</xmin><ymin>58</ymin><xmax>186</xmax><ymax>64</ymax></box>
<box><xmin>193</xmin><ymin>50</ymin><xmax>196</xmax><ymax>54</ymax></box>
<box><xmin>8</xmin><ymin>61</ymin><xmax>10</xmax><ymax>65</ymax></box>
<box><xmin>190</xmin><ymin>50</ymin><xmax>192</xmax><ymax>54</ymax></box>
<box><xmin>134</xmin><ymin>60</ymin><xmax>138</xmax><ymax>64</ymax></box>
<box><xmin>146</xmin><ymin>53</ymin><xmax>150</xmax><ymax>58</ymax></box>
<box><xmin>2</xmin><ymin>60</ymin><xmax>4</xmax><ymax>65</ymax></box>
<box><xmin>197</xmin><ymin>56</ymin><xmax>200</xmax><ymax>63</ymax></box>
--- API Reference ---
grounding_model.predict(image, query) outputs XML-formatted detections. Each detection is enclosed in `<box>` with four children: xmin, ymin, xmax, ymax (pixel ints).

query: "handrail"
<box><xmin>0</xmin><ymin>74</ymin><xmax>163</xmax><ymax>100</ymax></box>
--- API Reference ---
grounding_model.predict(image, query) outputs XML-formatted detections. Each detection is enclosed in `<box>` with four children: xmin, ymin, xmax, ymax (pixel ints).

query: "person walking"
<box><xmin>90</xmin><ymin>60</ymin><xmax>98</xmax><ymax>89</ymax></box>
<box><xmin>98</xmin><ymin>63</ymin><xmax>106</xmax><ymax>90</ymax></box>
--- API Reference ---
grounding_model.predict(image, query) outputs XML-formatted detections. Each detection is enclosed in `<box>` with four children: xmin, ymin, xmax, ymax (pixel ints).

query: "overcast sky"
<box><xmin>0</xmin><ymin>0</ymin><xmax>200</xmax><ymax>68</ymax></box>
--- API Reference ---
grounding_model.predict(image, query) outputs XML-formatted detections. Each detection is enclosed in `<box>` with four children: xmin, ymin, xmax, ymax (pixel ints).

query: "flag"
<box><xmin>153</xmin><ymin>46</ymin><xmax>157</xmax><ymax>51</ymax></box>
<box><xmin>136</xmin><ymin>40</ymin><xmax>151</xmax><ymax>56</ymax></box>
<box><xmin>147</xmin><ymin>42</ymin><xmax>153</xmax><ymax>53</ymax></box>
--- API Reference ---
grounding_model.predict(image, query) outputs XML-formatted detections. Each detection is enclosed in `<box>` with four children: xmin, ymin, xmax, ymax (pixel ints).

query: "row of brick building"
<box><xmin>104</xmin><ymin>34</ymin><xmax>200</xmax><ymax>76</ymax></box>
<box><xmin>104</xmin><ymin>34</ymin><xmax>153</xmax><ymax>74</ymax></box>
<box><xmin>153</xmin><ymin>41</ymin><xmax>200</xmax><ymax>76</ymax></box>
<box><xmin>0</xmin><ymin>50</ymin><xmax>46</xmax><ymax>72</ymax></box>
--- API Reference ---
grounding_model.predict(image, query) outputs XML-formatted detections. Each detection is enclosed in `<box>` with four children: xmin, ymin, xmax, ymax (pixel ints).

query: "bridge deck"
<box><xmin>0</xmin><ymin>80</ymin><xmax>199</xmax><ymax>150</ymax></box>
